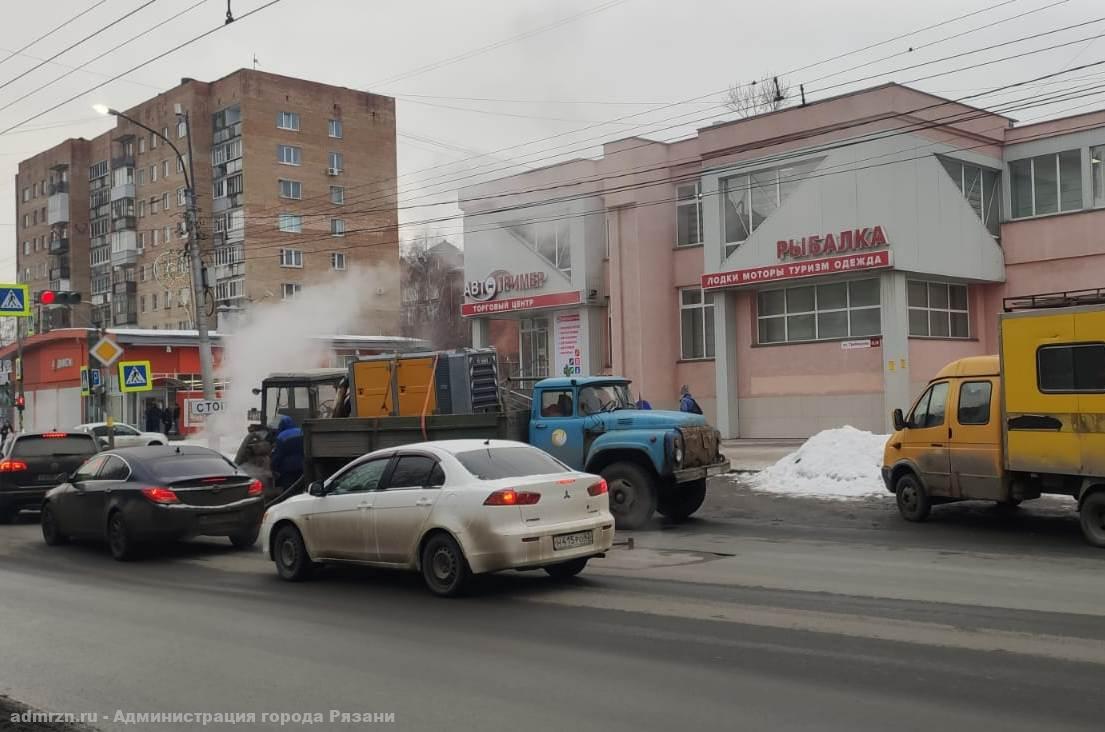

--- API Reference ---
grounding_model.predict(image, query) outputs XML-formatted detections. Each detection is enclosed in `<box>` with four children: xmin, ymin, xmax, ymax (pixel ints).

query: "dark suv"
<box><xmin>0</xmin><ymin>432</ymin><xmax>100</xmax><ymax>523</ymax></box>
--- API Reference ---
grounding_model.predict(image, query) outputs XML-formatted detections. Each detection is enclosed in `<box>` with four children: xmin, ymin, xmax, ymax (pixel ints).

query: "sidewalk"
<box><xmin>720</xmin><ymin>438</ymin><xmax>802</xmax><ymax>472</ymax></box>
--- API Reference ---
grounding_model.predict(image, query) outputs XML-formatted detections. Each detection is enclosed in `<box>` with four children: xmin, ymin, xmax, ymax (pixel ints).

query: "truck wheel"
<box><xmin>1079</xmin><ymin>491</ymin><xmax>1105</xmax><ymax>548</ymax></box>
<box><xmin>602</xmin><ymin>462</ymin><xmax>657</xmax><ymax>530</ymax></box>
<box><xmin>657</xmin><ymin>478</ymin><xmax>707</xmax><ymax>521</ymax></box>
<box><xmin>895</xmin><ymin>473</ymin><xmax>931</xmax><ymax>522</ymax></box>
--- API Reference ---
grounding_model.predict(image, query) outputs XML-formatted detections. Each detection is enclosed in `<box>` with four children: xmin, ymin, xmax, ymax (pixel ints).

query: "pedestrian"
<box><xmin>161</xmin><ymin>402</ymin><xmax>173</xmax><ymax>436</ymax></box>
<box><xmin>170</xmin><ymin>404</ymin><xmax>181</xmax><ymax>435</ymax></box>
<box><xmin>144</xmin><ymin>400</ymin><xmax>162</xmax><ymax>433</ymax></box>
<box><xmin>269</xmin><ymin>414</ymin><xmax>305</xmax><ymax>492</ymax></box>
<box><xmin>678</xmin><ymin>385</ymin><xmax>703</xmax><ymax>415</ymax></box>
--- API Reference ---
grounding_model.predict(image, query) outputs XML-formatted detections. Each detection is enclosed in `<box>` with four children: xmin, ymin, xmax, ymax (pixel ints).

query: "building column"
<box><xmin>471</xmin><ymin>317</ymin><xmax>491</xmax><ymax>349</ymax></box>
<box><xmin>712</xmin><ymin>289</ymin><xmax>739</xmax><ymax>439</ymax></box>
<box><xmin>880</xmin><ymin>271</ymin><xmax>911</xmax><ymax>432</ymax></box>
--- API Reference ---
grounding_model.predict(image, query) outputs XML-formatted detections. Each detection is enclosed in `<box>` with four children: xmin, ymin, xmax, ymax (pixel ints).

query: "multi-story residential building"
<box><xmin>461</xmin><ymin>82</ymin><xmax>1105</xmax><ymax>438</ymax></box>
<box><xmin>14</xmin><ymin>69</ymin><xmax>399</xmax><ymax>334</ymax></box>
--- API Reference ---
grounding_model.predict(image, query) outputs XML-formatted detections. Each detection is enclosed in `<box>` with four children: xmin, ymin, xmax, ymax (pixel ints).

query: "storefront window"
<box><xmin>676</xmin><ymin>183</ymin><xmax>702</xmax><ymax>247</ymax></box>
<box><xmin>679</xmin><ymin>288</ymin><xmax>715</xmax><ymax>359</ymax></box>
<box><xmin>757</xmin><ymin>279</ymin><xmax>880</xmax><ymax>344</ymax></box>
<box><xmin>721</xmin><ymin>158</ymin><xmax>821</xmax><ymax>257</ymax></box>
<box><xmin>908</xmin><ymin>280</ymin><xmax>969</xmax><ymax>338</ymax></box>
<box><xmin>1009</xmin><ymin>150</ymin><xmax>1082</xmax><ymax>218</ymax></box>
<box><xmin>938</xmin><ymin>156</ymin><xmax>1000</xmax><ymax>236</ymax></box>
<box><xmin>519</xmin><ymin>317</ymin><xmax>549</xmax><ymax>378</ymax></box>
<box><xmin>1092</xmin><ymin>146</ymin><xmax>1104</xmax><ymax>208</ymax></box>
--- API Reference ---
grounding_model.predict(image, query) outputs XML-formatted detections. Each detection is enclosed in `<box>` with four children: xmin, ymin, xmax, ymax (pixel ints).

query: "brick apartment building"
<box><xmin>14</xmin><ymin>69</ymin><xmax>399</xmax><ymax>334</ymax></box>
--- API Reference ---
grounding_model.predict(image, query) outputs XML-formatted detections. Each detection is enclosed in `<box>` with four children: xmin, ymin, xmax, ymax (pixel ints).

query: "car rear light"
<box><xmin>483</xmin><ymin>489</ymin><xmax>540</xmax><ymax>506</ymax></box>
<box><xmin>141</xmin><ymin>487</ymin><xmax>179</xmax><ymax>504</ymax></box>
<box><xmin>587</xmin><ymin>479</ymin><xmax>608</xmax><ymax>496</ymax></box>
<box><xmin>247</xmin><ymin>479</ymin><xmax>263</xmax><ymax>497</ymax></box>
<box><xmin>0</xmin><ymin>459</ymin><xmax>28</xmax><ymax>473</ymax></box>
<box><xmin>41</xmin><ymin>432</ymin><xmax>68</xmax><ymax>439</ymax></box>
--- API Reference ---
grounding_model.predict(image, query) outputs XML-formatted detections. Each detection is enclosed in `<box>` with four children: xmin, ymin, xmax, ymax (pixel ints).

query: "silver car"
<box><xmin>74</xmin><ymin>422</ymin><xmax>169</xmax><ymax>449</ymax></box>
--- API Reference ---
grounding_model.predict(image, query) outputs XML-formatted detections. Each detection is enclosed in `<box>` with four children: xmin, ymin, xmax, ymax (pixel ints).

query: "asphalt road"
<box><xmin>1</xmin><ymin>479</ymin><xmax>1103</xmax><ymax>732</ymax></box>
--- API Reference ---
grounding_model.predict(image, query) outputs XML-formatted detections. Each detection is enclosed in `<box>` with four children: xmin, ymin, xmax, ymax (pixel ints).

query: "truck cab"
<box><xmin>530</xmin><ymin>377</ymin><xmax>729</xmax><ymax>529</ymax></box>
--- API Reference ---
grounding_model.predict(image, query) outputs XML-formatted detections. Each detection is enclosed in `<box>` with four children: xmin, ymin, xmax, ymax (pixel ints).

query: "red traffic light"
<box><xmin>14</xmin><ymin>395</ymin><xmax>24</xmax><ymax>410</ymax></box>
<box><xmin>35</xmin><ymin>290</ymin><xmax>80</xmax><ymax>306</ymax></box>
<box><xmin>40</xmin><ymin>290</ymin><xmax>56</xmax><ymax>305</ymax></box>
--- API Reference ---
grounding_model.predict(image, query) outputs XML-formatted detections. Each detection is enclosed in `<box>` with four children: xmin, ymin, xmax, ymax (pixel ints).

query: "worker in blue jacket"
<box><xmin>269</xmin><ymin>414</ymin><xmax>304</xmax><ymax>490</ymax></box>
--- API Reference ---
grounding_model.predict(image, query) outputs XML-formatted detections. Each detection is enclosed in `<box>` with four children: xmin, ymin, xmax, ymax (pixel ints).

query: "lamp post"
<box><xmin>94</xmin><ymin>104</ymin><xmax>218</xmax><ymax>433</ymax></box>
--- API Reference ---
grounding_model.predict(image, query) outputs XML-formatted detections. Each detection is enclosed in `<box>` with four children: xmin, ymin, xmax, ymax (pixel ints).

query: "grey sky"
<box><xmin>1</xmin><ymin>0</ymin><xmax>1102</xmax><ymax>280</ymax></box>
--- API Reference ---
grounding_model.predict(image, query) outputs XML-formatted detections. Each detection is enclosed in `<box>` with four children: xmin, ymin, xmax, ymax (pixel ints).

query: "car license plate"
<box><xmin>552</xmin><ymin>530</ymin><xmax>593</xmax><ymax>551</ymax></box>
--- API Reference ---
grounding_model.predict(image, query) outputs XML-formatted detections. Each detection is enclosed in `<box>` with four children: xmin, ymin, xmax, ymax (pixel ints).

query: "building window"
<box><xmin>152</xmin><ymin>229</ymin><xmax>160</xmax><ymax>246</ymax></box>
<box><xmin>161</xmin><ymin>192</ymin><xmax>169</xmax><ymax>210</ymax></box>
<box><xmin>676</xmin><ymin>182</ymin><xmax>702</xmax><ymax>247</ymax></box>
<box><xmin>330</xmin><ymin>185</ymin><xmax>344</xmax><ymax>204</ymax></box>
<box><xmin>1037</xmin><ymin>343</ymin><xmax>1105</xmax><ymax>393</ymax></box>
<box><xmin>328</xmin><ymin>152</ymin><xmax>343</xmax><ymax>173</ymax></box>
<box><xmin>938</xmin><ymin>156</ymin><xmax>1000</xmax><ymax>236</ymax></box>
<box><xmin>758</xmin><ymin>278</ymin><xmax>881</xmax><ymax>344</ymax></box>
<box><xmin>281</xmin><ymin>283</ymin><xmax>302</xmax><ymax>300</ymax></box>
<box><xmin>138</xmin><ymin>232</ymin><xmax>146</xmax><ymax>249</ymax></box>
<box><xmin>138</xmin><ymin>137</ymin><xmax>146</xmax><ymax>154</ymax></box>
<box><xmin>177</xmin><ymin>119</ymin><xmax>187</xmax><ymax>138</ymax></box>
<box><xmin>162</xmin><ymin>160</ymin><xmax>170</xmax><ymax>178</ymax></box>
<box><xmin>1009</xmin><ymin>150</ymin><xmax>1082</xmax><ymax>218</ymax></box>
<box><xmin>151</xmin><ymin>197</ymin><xmax>160</xmax><ymax>214</ymax></box>
<box><xmin>330</xmin><ymin>218</ymin><xmax>346</xmax><ymax>236</ymax></box>
<box><xmin>278</xmin><ymin>213</ymin><xmax>303</xmax><ymax>233</ymax></box>
<box><xmin>277</xmin><ymin>111</ymin><xmax>300</xmax><ymax>131</ymax></box>
<box><xmin>1093</xmin><ymin>145</ymin><xmax>1104</xmax><ymax>208</ymax></box>
<box><xmin>164</xmin><ymin>225</ymin><xmax>172</xmax><ymax>242</ymax></box>
<box><xmin>278</xmin><ymin>145</ymin><xmax>302</xmax><ymax>166</ymax></box>
<box><xmin>908</xmin><ymin>281</ymin><xmax>969</xmax><ymax>338</ymax></box>
<box><xmin>136</xmin><ymin>169</ymin><xmax>145</xmax><ymax>186</ymax></box>
<box><xmin>279</xmin><ymin>248</ymin><xmax>303</xmax><ymax>268</ymax></box>
<box><xmin>329</xmin><ymin>118</ymin><xmax>343</xmax><ymax>138</ymax></box>
<box><xmin>21</xmin><ymin>214</ymin><xmax>28</xmax><ymax>228</ymax></box>
<box><xmin>164</xmin><ymin>290</ymin><xmax>172</xmax><ymax>309</ymax></box>
<box><xmin>330</xmin><ymin>252</ymin><xmax>346</xmax><ymax>271</ymax></box>
<box><xmin>150</xmin><ymin>164</ymin><xmax>158</xmax><ymax>182</ymax></box>
<box><xmin>176</xmin><ymin>155</ymin><xmax>187</xmax><ymax>174</ymax></box>
<box><xmin>32</xmin><ymin>209</ymin><xmax>38</xmax><ymax>225</ymax></box>
<box><xmin>679</xmin><ymin>287</ymin><xmax>715</xmax><ymax>359</ymax></box>
<box><xmin>139</xmin><ymin>295</ymin><xmax>146</xmax><ymax>313</ymax></box>
<box><xmin>22</xmin><ymin>241</ymin><xmax>29</xmax><ymax>255</ymax></box>
<box><xmin>216</xmin><ymin>278</ymin><xmax>245</xmax><ymax>301</ymax></box>
<box><xmin>722</xmin><ymin>158</ymin><xmax>821</xmax><ymax>257</ymax></box>
<box><xmin>177</xmin><ymin>187</ymin><xmax>187</xmax><ymax>207</ymax></box>
<box><xmin>151</xmin><ymin>292</ymin><xmax>158</xmax><ymax>310</ymax></box>
<box><xmin>151</xmin><ymin>133</ymin><xmax>158</xmax><ymax>149</ymax></box>
<box><xmin>21</xmin><ymin>187</ymin><xmax>29</xmax><ymax>202</ymax></box>
<box><xmin>279</xmin><ymin>179</ymin><xmax>302</xmax><ymax>199</ymax></box>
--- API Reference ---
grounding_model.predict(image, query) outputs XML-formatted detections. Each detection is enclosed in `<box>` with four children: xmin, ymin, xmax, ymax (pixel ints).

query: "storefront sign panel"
<box><xmin>554</xmin><ymin>312</ymin><xmax>583</xmax><ymax>377</ymax></box>
<box><xmin>462</xmin><ymin>290</ymin><xmax>581</xmax><ymax>316</ymax></box>
<box><xmin>702</xmin><ymin>250</ymin><xmax>892</xmax><ymax>290</ymax></box>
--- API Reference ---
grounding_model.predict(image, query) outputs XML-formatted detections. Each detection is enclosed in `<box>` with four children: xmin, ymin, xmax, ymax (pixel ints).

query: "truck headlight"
<box><xmin>674</xmin><ymin>445</ymin><xmax>683</xmax><ymax>465</ymax></box>
<box><xmin>671</xmin><ymin>433</ymin><xmax>685</xmax><ymax>467</ymax></box>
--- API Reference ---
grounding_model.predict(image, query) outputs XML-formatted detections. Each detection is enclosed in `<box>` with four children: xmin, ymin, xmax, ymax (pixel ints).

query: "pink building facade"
<box><xmin>460</xmin><ymin>84</ymin><xmax>1105</xmax><ymax>438</ymax></box>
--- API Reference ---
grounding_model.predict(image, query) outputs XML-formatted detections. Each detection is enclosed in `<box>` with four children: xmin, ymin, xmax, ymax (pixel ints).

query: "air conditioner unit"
<box><xmin>326</xmin><ymin>167</ymin><xmax>342</xmax><ymax>176</ymax></box>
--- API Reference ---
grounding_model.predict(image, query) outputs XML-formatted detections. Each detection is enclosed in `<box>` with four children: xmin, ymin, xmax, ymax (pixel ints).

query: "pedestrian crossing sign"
<box><xmin>0</xmin><ymin>284</ymin><xmax>30</xmax><ymax>317</ymax></box>
<box><xmin>80</xmin><ymin>366</ymin><xmax>90</xmax><ymax>396</ymax></box>
<box><xmin>118</xmin><ymin>360</ymin><xmax>153</xmax><ymax>393</ymax></box>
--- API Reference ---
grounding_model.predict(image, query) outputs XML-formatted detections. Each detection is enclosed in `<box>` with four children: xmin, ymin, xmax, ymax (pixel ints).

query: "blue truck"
<box><xmin>267</xmin><ymin>372</ymin><xmax>730</xmax><ymax>529</ymax></box>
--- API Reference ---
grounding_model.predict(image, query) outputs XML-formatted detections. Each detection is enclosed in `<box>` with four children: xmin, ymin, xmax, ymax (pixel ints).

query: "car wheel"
<box><xmin>657</xmin><ymin>478</ymin><xmax>707</xmax><ymax>521</ymax></box>
<box><xmin>229</xmin><ymin>526</ymin><xmax>260</xmax><ymax>549</ymax></box>
<box><xmin>41</xmin><ymin>504</ymin><xmax>68</xmax><ymax>546</ymax></box>
<box><xmin>1079</xmin><ymin>491</ymin><xmax>1105</xmax><ymax>548</ymax></box>
<box><xmin>544</xmin><ymin>557</ymin><xmax>588</xmax><ymax>580</ymax></box>
<box><xmin>273</xmin><ymin>524</ymin><xmax>314</xmax><ymax>581</ymax></box>
<box><xmin>107</xmin><ymin>511</ymin><xmax>136</xmax><ymax>561</ymax></box>
<box><xmin>896</xmin><ymin>473</ymin><xmax>931</xmax><ymax>522</ymax></box>
<box><xmin>420</xmin><ymin>533</ymin><xmax>471</xmax><ymax>598</ymax></box>
<box><xmin>602</xmin><ymin>461</ymin><xmax>657</xmax><ymax>530</ymax></box>
<box><xmin>148</xmin><ymin>441</ymin><xmax>163</xmax><ymax>446</ymax></box>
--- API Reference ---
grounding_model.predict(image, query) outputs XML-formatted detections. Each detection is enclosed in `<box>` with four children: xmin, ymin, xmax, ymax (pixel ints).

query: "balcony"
<box><xmin>111</xmin><ymin>154</ymin><xmax>134</xmax><ymax>169</ymax></box>
<box><xmin>48</xmin><ymin>238</ymin><xmax>69</xmax><ymax>254</ymax></box>
<box><xmin>112</xmin><ymin>215</ymin><xmax>136</xmax><ymax>232</ymax></box>
<box><xmin>111</xmin><ymin>230</ymin><xmax>138</xmax><ymax>267</ymax></box>
<box><xmin>48</xmin><ymin>279</ymin><xmax>71</xmax><ymax>292</ymax></box>
<box><xmin>110</xmin><ymin>183</ymin><xmax>135</xmax><ymax>202</ymax></box>
<box><xmin>47</xmin><ymin>193</ymin><xmax>69</xmax><ymax>224</ymax></box>
<box><xmin>49</xmin><ymin>267</ymin><xmax>71</xmax><ymax>281</ymax></box>
<box><xmin>213</xmin><ymin>122</ymin><xmax>242</xmax><ymax>145</ymax></box>
<box><xmin>112</xmin><ymin>308</ymin><xmax>138</xmax><ymax>327</ymax></box>
<box><xmin>112</xmin><ymin>280</ymin><xmax>137</xmax><ymax>296</ymax></box>
<box><xmin>48</xmin><ymin>181</ymin><xmax>68</xmax><ymax>195</ymax></box>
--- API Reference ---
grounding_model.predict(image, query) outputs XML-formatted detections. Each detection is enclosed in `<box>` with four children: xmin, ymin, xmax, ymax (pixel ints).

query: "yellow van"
<box><xmin>882</xmin><ymin>298</ymin><xmax>1105</xmax><ymax>547</ymax></box>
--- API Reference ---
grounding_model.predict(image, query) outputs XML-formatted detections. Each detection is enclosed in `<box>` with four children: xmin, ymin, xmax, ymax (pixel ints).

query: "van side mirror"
<box><xmin>307</xmin><ymin>480</ymin><xmax>326</xmax><ymax>496</ymax></box>
<box><xmin>893</xmin><ymin>408</ymin><xmax>907</xmax><ymax>431</ymax></box>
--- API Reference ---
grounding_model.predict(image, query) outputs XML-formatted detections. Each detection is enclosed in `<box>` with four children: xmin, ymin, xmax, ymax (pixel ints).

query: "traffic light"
<box><xmin>35</xmin><ymin>290</ymin><xmax>81</xmax><ymax>306</ymax></box>
<box><xmin>15</xmin><ymin>395</ymin><xmax>24</xmax><ymax>411</ymax></box>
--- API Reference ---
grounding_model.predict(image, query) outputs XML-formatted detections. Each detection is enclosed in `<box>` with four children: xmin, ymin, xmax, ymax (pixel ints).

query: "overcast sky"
<box><xmin>1</xmin><ymin>0</ymin><xmax>1101</xmax><ymax>280</ymax></box>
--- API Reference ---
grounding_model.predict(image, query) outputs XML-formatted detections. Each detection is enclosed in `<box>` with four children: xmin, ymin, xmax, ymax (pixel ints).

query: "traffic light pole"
<box><xmin>15</xmin><ymin>316</ymin><xmax>24</xmax><ymax>432</ymax></box>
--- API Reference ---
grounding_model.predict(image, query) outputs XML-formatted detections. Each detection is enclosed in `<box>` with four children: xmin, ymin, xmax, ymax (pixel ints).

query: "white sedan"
<box><xmin>74</xmin><ymin>422</ymin><xmax>169</xmax><ymax>448</ymax></box>
<box><xmin>261</xmin><ymin>440</ymin><xmax>614</xmax><ymax>596</ymax></box>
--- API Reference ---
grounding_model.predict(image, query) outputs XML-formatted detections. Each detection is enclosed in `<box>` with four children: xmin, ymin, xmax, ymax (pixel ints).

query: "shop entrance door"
<box><xmin>519</xmin><ymin>317</ymin><xmax>550</xmax><ymax>379</ymax></box>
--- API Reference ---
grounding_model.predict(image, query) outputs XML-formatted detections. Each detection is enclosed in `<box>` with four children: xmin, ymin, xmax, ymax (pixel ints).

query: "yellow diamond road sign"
<box><xmin>90</xmin><ymin>337</ymin><xmax>124</xmax><ymax>367</ymax></box>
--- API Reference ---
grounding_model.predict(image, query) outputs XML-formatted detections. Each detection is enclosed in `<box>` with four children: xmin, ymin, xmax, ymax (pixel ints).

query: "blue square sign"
<box><xmin>118</xmin><ymin>360</ymin><xmax>152</xmax><ymax>393</ymax></box>
<box><xmin>0</xmin><ymin>284</ymin><xmax>30</xmax><ymax>317</ymax></box>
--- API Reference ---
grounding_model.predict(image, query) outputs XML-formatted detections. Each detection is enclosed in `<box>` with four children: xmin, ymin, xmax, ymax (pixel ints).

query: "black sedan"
<box><xmin>41</xmin><ymin>445</ymin><xmax>264</xmax><ymax>560</ymax></box>
<box><xmin>0</xmin><ymin>431</ymin><xmax>100</xmax><ymax>523</ymax></box>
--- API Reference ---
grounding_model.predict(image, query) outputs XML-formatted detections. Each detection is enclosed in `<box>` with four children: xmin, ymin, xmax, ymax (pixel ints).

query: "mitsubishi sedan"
<box><xmin>261</xmin><ymin>440</ymin><xmax>614</xmax><ymax>596</ymax></box>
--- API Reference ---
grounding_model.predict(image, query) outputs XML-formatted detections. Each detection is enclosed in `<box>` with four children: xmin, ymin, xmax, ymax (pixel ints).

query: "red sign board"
<box><xmin>462</xmin><ymin>290</ymin><xmax>581</xmax><ymax>317</ymax></box>
<box><xmin>702</xmin><ymin>250</ymin><xmax>892</xmax><ymax>290</ymax></box>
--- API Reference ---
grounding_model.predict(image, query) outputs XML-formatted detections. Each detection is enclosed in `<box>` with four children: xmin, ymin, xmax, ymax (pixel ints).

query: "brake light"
<box><xmin>141</xmin><ymin>487</ymin><xmax>179</xmax><ymax>504</ymax></box>
<box><xmin>587</xmin><ymin>479</ymin><xmax>608</xmax><ymax>497</ymax></box>
<box><xmin>42</xmin><ymin>432</ymin><xmax>67</xmax><ymax>439</ymax></box>
<box><xmin>483</xmin><ymin>489</ymin><xmax>540</xmax><ymax>506</ymax></box>
<box><xmin>247</xmin><ymin>479</ymin><xmax>263</xmax><ymax>497</ymax></box>
<box><xmin>0</xmin><ymin>459</ymin><xmax>28</xmax><ymax>473</ymax></box>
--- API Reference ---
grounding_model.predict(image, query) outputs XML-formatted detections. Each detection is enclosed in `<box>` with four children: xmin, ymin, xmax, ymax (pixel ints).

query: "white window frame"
<box><xmin>1092</xmin><ymin>145</ymin><xmax>1104</xmax><ymax>209</ymax></box>
<box><xmin>279</xmin><ymin>179</ymin><xmax>303</xmax><ymax>200</ymax></box>
<box><xmin>328</xmin><ymin>119</ymin><xmax>343</xmax><ymax>138</ymax></box>
<box><xmin>908</xmin><ymin>280</ymin><xmax>971</xmax><ymax>339</ymax></box>
<box><xmin>330</xmin><ymin>252</ymin><xmax>347</xmax><ymax>271</ymax></box>
<box><xmin>281</xmin><ymin>282</ymin><xmax>302</xmax><ymax>300</ymax></box>
<box><xmin>675</xmin><ymin>182</ymin><xmax>703</xmax><ymax>247</ymax></box>
<box><xmin>278</xmin><ymin>213</ymin><xmax>303</xmax><ymax>233</ymax></box>
<box><xmin>177</xmin><ymin>187</ymin><xmax>187</xmax><ymax>207</ymax></box>
<box><xmin>328</xmin><ymin>151</ymin><xmax>343</xmax><ymax>173</ymax></box>
<box><xmin>1009</xmin><ymin>150</ymin><xmax>1083</xmax><ymax>219</ymax></box>
<box><xmin>279</xmin><ymin>248</ymin><xmax>304</xmax><ymax>268</ymax></box>
<box><xmin>330</xmin><ymin>185</ymin><xmax>345</xmax><ymax>204</ymax></box>
<box><xmin>278</xmin><ymin>145</ymin><xmax>302</xmax><ymax>166</ymax></box>
<box><xmin>330</xmin><ymin>218</ymin><xmax>346</xmax><ymax>237</ymax></box>
<box><xmin>757</xmin><ymin>278</ymin><xmax>882</xmax><ymax>345</ymax></box>
<box><xmin>177</xmin><ymin>119</ymin><xmax>187</xmax><ymax>139</ymax></box>
<box><xmin>277</xmin><ymin>111</ymin><xmax>300</xmax><ymax>131</ymax></box>
<box><xmin>679</xmin><ymin>287</ymin><xmax>715</xmax><ymax>360</ymax></box>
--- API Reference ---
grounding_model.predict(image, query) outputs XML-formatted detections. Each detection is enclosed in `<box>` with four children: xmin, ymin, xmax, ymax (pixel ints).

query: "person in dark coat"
<box><xmin>679</xmin><ymin>385</ymin><xmax>703</xmax><ymax>414</ymax></box>
<box><xmin>161</xmin><ymin>403</ymin><xmax>173</xmax><ymax>436</ymax></box>
<box><xmin>269</xmin><ymin>414</ymin><xmax>305</xmax><ymax>491</ymax></box>
<box><xmin>144</xmin><ymin>401</ymin><xmax>162</xmax><ymax>433</ymax></box>
<box><xmin>170</xmin><ymin>404</ymin><xmax>181</xmax><ymax>435</ymax></box>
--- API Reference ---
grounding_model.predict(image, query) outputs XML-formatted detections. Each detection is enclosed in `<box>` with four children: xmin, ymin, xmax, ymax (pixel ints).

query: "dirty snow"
<box><xmin>748</xmin><ymin>426</ymin><xmax>891</xmax><ymax>499</ymax></box>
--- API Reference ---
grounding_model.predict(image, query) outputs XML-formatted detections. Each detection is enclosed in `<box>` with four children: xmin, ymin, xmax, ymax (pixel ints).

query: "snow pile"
<box><xmin>749</xmin><ymin>426</ymin><xmax>890</xmax><ymax>499</ymax></box>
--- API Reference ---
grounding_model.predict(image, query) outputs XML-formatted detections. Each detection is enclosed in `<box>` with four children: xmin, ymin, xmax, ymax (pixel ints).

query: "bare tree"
<box><xmin>725</xmin><ymin>75</ymin><xmax>792</xmax><ymax>118</ymax></box>
<box><xmin>400</xmin><ymin>232</ymin><xmax>468</xmax><ymax>350</ymax></box>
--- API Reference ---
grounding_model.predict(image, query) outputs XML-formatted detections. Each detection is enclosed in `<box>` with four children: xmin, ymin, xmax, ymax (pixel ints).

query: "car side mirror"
<box><xmin>893</xmin><ymin>408</ymin><xmax>907</xmax><ymax>431</ymax></box>
<box><xmin>307</xmin><ymin>480</ymin><xmax>326</xmax><ymax>497</ymax></box>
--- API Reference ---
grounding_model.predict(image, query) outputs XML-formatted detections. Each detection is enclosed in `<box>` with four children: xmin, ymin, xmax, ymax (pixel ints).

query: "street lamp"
<box><xmin>93</xmin><ymin>103</ymin><xmax>219</xmax><ymax>429</ymax></box>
